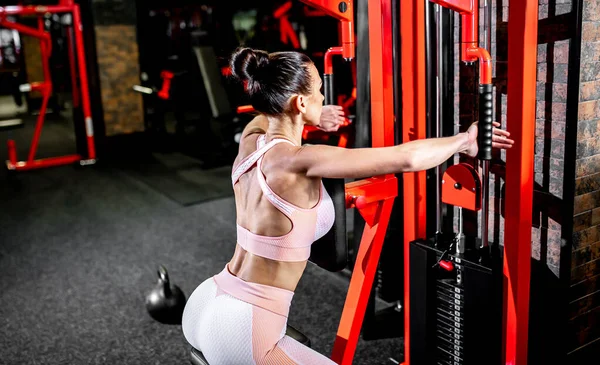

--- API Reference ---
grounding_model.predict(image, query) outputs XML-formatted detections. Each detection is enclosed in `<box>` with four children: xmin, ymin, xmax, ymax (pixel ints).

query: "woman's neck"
<box><xmin>266</xmin><ymin>114</ymin><xmax>304</xmax><ymax>146</ymax></box>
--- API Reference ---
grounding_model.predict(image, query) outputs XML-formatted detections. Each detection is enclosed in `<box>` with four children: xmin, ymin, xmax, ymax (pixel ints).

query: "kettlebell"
<box><xmin>145</xmin><ymin>265</ymin><xmax>187</xmax><ymax>325</ymax></box>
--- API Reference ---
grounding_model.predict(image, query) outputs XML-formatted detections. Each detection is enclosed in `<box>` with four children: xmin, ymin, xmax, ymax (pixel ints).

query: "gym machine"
<box><xmin>185</xmin><ymin>0</ymin><xmax>536</xmax><ymax>363</ymax></box>
<box><xmin>0</xmin><ymin>0</ymin><xmax>96</xmax><ymax>171</ymax></box>
<box><xmin>403</xmin><ymin>0</ymin><xmax>537</xmax><ymax>365</ymax></box>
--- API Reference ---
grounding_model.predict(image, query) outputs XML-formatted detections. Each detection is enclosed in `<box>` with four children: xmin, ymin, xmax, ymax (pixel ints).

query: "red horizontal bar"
<box><xmin>0</xmin><ymin>5</ymin><xmax>75</xmax><ymax>15</ymax></box>
<box><xmin>0</xmin><ymin>18</ymin><xmax>51</xmax><ymax>42</ymax></box>
<box><xmin>6</xmin><ymin>154</ymin><xmax>82</xmax><ymax>171</ymax></box>
<box><xmin>237</xmin><ymin>105</ymin><xmax>255</xmax><ymax>114</ymax></box>
<box><xmin>429</xmin><ymin>0</ymin><xmax>473</xmax><ymax>14</ymax></box>
<box><xmin>345</xmin><ymin>175</ymin><xmax>397</xmax><ymax>209</ymax></box>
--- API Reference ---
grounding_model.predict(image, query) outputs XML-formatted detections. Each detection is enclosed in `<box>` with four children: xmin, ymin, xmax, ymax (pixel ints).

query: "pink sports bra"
<box><xmin>231</xmin><ymin>134</ymin><xmax>335</xmax><ymax>262</ymax></box>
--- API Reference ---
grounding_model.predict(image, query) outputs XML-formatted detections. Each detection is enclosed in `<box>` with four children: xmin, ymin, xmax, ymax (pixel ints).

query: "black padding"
<box><xmin>0</xmin><ymin>118</ymin><xmax>24</xmax><ymax>130</ymax></box>
<box><xmin>323</xmin><ymin>74</ymin><xmax>335</xmax><ymax>105</ymax></box>
<box><xmin>190</xmin><ymin>347</ymin><xmax>209</xmax><ymax>365</ymax></box>
<box><xmin>286</xmin><ymin>324</ymin><xmax>311</xmax><ymax>348</ymax></box>
<box><xmin>309</xmin><ymin>178</ymin><xmax>348</xmax><ymax>272</ymax></box>
<box><xmin>189</xmin><ymin>324</ymin><xmax>311</xmax><ymax>365</ymax></box>
<box><xmin>193</xmin><ymin>46</ymin><xmax>233</xmax><ymax>119</ymax></box>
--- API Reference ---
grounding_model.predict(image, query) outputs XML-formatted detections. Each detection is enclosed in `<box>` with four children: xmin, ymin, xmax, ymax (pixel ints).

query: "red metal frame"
<box><xmin>0</xmin><ymin>0</ymin><xmax>96</xmax><ymax>171</ymax></box>
<box><xmin>324</xmin><ymin>46</ymin><xmax>343</xmax><ymax>75</ymax></box>
<box><xmin>430</xmin><ymin>0</ymin><xmax>492</xmax><ymax>85</ymax></box>
<box><xmin>400</xmin><ymin>1</ymin><xmax>428</xmax><ymax>363</ymax></box>
<box><xmin>274</xmin><ymin>1</ymin><xmax>301</xmax><ymax>49</ymax></box>
<box><xmin>298</xmin><ymin>0</ymin><xmax>354</xmax><ymax>60</ymax></box>
<box><xmin>398</xmin><ymin>0</ymin><xmax>535</xmax><ymax>364</ymax></box>
<box><xmin>327</xmin><ymin>0</ymin><xmax>397</xmax><ymax>363</ymax></box>
<box><xmin>332</xmin><ymin>176</ymin><xmax>397</xmax><ymax>365</ymax></box>
<box><xmin>503</xmin><ymin>0</ymin><xmax>537</xmax><ymax>364</ymax></box>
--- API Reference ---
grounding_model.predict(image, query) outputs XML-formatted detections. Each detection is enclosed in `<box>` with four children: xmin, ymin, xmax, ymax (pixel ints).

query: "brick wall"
<box><xmin>91</xmin><ymin>0</ymin><xmax>144</xmax><ymax>136</ymax></box>
<box><xmin>21</xmin><ymin>34</ymin><xmax>44</xmax><ymax>99</ymax></box>
<box><xmin>94</xmin><ymin>25</ymin><xmax>144</xmax><ymax>135</ymax></box>
<box><xmin>568</xmin><ymin>0</ymin><xmax>600</xmax><ymax>359</ymax></box>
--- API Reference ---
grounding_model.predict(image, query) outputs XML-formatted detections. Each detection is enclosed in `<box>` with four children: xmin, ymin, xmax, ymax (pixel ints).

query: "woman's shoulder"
<box><xmin>233</xmin><ymin>132</ymin><xmax>263</xmax><ymax>167</ymax></box>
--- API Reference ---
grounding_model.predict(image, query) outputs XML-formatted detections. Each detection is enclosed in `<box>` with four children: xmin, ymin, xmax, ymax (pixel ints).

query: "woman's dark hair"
<box><xmin>230</xmin><ymin>47</ymin><xmax>314</xmax><ymax>115</ymax></box>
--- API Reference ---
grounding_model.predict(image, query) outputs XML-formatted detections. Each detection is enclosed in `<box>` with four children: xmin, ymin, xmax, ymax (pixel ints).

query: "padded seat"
<box><xmin>189</xmin><ymin>324</ymin><xmax>311</xmax><ymax>365</ymax></box>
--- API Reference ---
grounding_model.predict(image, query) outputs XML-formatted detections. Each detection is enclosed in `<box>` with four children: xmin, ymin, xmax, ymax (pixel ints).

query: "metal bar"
<box><xmin>7</xmin><ymin>140</ymin><xmax>17</xmax><ymax>165</ymax></box>
<box><xmin>26</xmin><ymin>19</ymin><xmax>52</xmax><ymax>163</ymax></box>
<box><xmin>368</xmin><ymin>0</ymin><xmax>395</xmax><ymax>148</ymax></box>
<box><xmin>478</xmin><ymin>81</ymin><xmax>494</xmax><ymax>250</ymax></box>
<box><xmin>298</xmin><ymin>0</ymin><xmax>354</xmax><ymax>59</ymax></box>
<box><xmin>435</xmin><ymin>3</ymin><xmax>443</xmax><ymax>234</ymax></box>
<box><xmin>27</xmin><ymin>86</ymin><xmax>50</xmax><ymax>162</ymax></box>
<box><xmin>0</xmin><ymin>5</ymin><xmax>75</xmax><ymax>15</ymax></box>
<box><xmin>324</xmin><ymin>47</ymin><xmax>343</xmax><ymax>106</ymax></box>
<box><xmin>0</xmin><ymin>18</ymin><xmax>51</xmax><ymax>41</ymax></box>
<box><xmin>72</xmin><ymin>4</ymin><xmax>96</xmax><ymax>160</ymax></box>
<box><xmin>425</xmin><ymin>0</ymin><xmax>436</xmax><ymax>236</ymax></box>
<box><xmin>482</xmin><ymin>0</ymin><xmax>492</xmax><ymax>53</ymax></box>
<box><xmin>401</xmin><ymin>0</ymin><xmax>428</xmax><ymax>363</ymax></box>
<box><xmin>503</xmin><ymin>0</ymin><xmax>538</xmax><ymax>363</ymax></box>
<box><xmin>331</xmin><ymin>198</ymin><xmax>395</xmax><ymax>365</ymax></box>
<box><xmin>430</xmin><ymin>0</ymin><xmax>477</xmax><ymax>62</ymax></box>
<box><xmin>480</xmin><ymin>161</ymin><xmax>490</xmax><ymax>248</ymax></box>
<box><xmin>7</xmin><ymin>154</ymin><xmax>83</xmax><ymax>171</ymax></box>
<box><xmin>324</xmin><ymin>46</ymin><xmax>343</xmax><ymax>74</ymax></box>
<box><xmin>67</xmin><ymin>25</ymin><xmax>80</xmax><ymax>108</ymax></box>
<box><xmin>38</xmin><ymin>18</ymin><xmax>52</xmax><ymax>86</ymax></box>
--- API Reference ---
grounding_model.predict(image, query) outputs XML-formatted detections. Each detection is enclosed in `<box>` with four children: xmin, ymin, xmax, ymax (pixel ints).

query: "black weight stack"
<box><xmin>409</xmin><ymin>236</ymin><xmax>503</xmax><ymax>365</ymax></box>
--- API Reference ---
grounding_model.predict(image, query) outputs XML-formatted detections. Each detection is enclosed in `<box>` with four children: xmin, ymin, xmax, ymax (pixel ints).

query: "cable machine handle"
<box><xmin>324</xmin><ymin>73</ymin><xmax>335</xmax><ymax>105</ymax></box>
<box><xmin>477</xmin><ymin>83</ymin><xmax>493</xmax><ymax>160</ymax></box>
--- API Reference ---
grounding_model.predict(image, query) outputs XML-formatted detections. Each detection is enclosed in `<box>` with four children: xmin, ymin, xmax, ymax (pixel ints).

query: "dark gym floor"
<box><xmin>0</xmin><ymin>100</ymin><xmax>403</xmax><ymax>365</ymax></box>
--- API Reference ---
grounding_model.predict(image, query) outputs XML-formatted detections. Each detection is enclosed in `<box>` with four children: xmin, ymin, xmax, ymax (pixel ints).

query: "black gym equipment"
<box><xmin>409</xmin><ymin>1</ymin><xmax>503</xmax><ymax>364</ymax></box>
<box><xmin>409</xmin><ymin>235</ymin><xmax>502</xmax><ymax>365</ymax></box>
<box><xmin>145</xmin><ymin>265</ymin><xmax>187</xmax><ymax>325</ymax></box>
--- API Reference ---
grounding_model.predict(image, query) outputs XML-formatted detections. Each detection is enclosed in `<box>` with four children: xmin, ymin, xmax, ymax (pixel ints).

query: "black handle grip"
<box><xmin>477</xmin><ymin>83</ymin><xmax>493</xmax><ymax>161</ymax></box>
<box><xmin>323</xmin><ymin>74</ymin><xmax>335</xmax><ymax>105</ymax></box>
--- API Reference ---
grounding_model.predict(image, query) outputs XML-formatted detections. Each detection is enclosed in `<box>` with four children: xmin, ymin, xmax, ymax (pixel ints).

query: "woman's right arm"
<box><xmin>289</xmin><ymin>133</ymin><xmax>470</xmax><ymax>179</ymax></box>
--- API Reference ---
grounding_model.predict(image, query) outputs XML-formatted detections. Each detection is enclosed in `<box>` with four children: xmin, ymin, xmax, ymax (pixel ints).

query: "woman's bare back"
<box><xmin>228</xmin><ymin>132</ymin><xmax>321</xmax><ymax>292</ymax></box>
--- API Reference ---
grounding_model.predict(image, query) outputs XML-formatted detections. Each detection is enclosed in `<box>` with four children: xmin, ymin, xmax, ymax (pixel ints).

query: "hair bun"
<box><xmin>230</xmin><ymin>47</ymin><xmax>269</xmax><ymax>93</ymax></box>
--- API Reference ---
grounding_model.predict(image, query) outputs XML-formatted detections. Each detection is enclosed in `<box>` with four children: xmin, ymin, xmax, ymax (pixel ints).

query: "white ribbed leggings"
<box><xmin>182</xmin><ymin>266</ymin><xmax>336</xmax><ymax>365</ymax></box>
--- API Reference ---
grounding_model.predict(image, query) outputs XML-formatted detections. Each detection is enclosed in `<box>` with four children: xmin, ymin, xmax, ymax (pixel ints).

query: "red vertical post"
<box><xmin>503</xmin><ymin>0</ymin><xmax>537</xmax><ymax>364</ymax></box>
<box><xmin>72</xmin><ymin>4</ymin><xmax>96</xmax><ymax>160</ymax></box>
<box><xmin>400</xmin><ymin>0</ymin><xmax>427</xmax><ymax>363</ymax></box>
<box><xmin>27</xmin><ymin>18</ymin><xmax>51</xmax><ymax>163</ymax></box>
<box><xmin>368</xmin><ymin>0</ymin><xmax>394</xmax><ymax>148</ymax></box>
<box><xmin>67</xmin><ymin>26</ymin><xmax>80</xmax><ymax>108</ymax></box>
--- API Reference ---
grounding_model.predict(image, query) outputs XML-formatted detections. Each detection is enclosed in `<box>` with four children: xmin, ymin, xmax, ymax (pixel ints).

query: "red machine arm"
<box><xmin>298</xmin><ymin>0</ymin><xmax>354</xmax><ymax>60</ymax></box>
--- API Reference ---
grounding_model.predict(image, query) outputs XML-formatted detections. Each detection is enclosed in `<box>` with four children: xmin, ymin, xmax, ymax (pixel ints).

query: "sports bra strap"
<box><xmin>231</xmin><ymin>135</ymin><xmax>294</xmax><ymax>185</ymax></box>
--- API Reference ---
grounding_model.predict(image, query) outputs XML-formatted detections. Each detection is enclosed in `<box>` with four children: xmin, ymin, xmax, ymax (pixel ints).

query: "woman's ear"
<box><xmin>293</xmin><ymin>94</ymin><xmax>308</xmax><ymax>114</ymax></box>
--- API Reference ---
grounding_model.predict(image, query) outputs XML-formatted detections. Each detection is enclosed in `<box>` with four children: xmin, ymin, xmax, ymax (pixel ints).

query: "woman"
<box><xmin>182</xmin><ymin>48</ymin><xmax>513</xmax><ymax>365</ymax></box>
